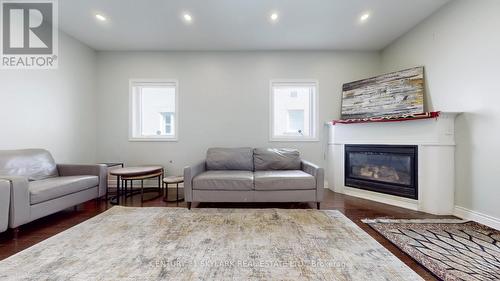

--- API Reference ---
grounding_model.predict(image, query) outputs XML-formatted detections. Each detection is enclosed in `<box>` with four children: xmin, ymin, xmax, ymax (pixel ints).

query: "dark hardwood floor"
<box><xmin>0</xmin><ymin>189</ymin><xmax>451</xmax><ymax>280</ymax></box>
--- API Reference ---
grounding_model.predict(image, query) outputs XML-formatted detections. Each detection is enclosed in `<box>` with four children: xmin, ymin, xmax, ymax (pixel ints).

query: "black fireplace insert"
<box><xmin>344</xmin><ymin>145</ymin><xmax>418</xmax><ymax>199</ymax></box>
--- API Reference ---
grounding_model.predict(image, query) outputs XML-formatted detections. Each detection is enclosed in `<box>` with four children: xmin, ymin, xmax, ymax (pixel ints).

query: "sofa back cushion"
<box><xmin>0</xmin><ymin>149</ymin><xmax>58</xmax><ymax>181</ymax></box>
<box><xmin>206</xmin><ymin>147</ymin><xmax>254</xmax><ymax>171</ymax></box>
<box><xmin>253</xmin><ymin>148</ymin><xmax>301</xmax><ymax>171</ymax></box>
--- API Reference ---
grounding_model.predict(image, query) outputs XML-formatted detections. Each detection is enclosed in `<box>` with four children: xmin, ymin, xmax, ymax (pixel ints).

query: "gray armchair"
<box><xmin>0</xmin><ymin>149</ymin><xmax>107</xmax><ymax>231</ymax></box>
<box><xmin>184</xmin><ymin>148</ymin><xmax>324</xmax><ymax>209</ymax></box>
<box><xmin>0</xmin><ymin>180</ymin><xmax>9</xmax><ymax>233</ymax></box>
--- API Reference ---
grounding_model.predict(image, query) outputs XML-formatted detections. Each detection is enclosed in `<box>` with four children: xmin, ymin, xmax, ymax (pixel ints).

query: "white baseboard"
<box><xmin>454</xmin><ymin>206</ymin><xmax>500</xmax><ymax>230</ymax></box>
<box><xmin>324</xmin><ymin>180</ymin><xmax>329</xmax><ymax>190</ymax></box>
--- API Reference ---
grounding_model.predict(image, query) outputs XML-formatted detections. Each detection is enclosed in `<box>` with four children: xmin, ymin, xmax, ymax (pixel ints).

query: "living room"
<box><xmin>0</xmin><ymin>0</ymin><xmax>499</xmax><ymax>280</ymax></box>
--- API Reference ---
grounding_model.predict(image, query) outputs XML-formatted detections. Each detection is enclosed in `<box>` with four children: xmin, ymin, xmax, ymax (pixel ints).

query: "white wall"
<box><xmin>0</xmin><ymin>33</ymin><xmax>97</xmax><ymax>163</ymax></box>
<box><xmin>381</xmin><ymin>0</ymin><xmax>500</xmax><ymax>220</ymax></box>
<box><xmin>96</xmin><ymin>51</ymin><xmax>380</xmax><ymax>175</ymax></box>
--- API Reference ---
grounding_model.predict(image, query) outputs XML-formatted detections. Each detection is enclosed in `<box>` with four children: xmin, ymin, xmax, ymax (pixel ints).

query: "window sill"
<box><xmin>269</xmin><ymin>137</ymin><xmax>319</xmax><ymax>142</ymax></box>
<box><xmin>129</xmin><ymin>137</ymin><xmax>178</xmax><ymax>142</ymax></box>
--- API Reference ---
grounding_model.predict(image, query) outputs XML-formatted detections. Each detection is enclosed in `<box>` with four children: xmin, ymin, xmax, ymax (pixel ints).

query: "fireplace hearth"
<box><xmin>344</xmin><ymin>145</ymin><xmax>418</xmax><ymax>199</ymax></box>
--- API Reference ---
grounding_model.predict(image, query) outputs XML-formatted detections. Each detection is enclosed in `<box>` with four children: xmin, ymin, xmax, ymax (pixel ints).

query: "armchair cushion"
<box><xmin>29</xmin><ymin>176</ymin><xmax>98</xmax><ymax>204</ymax></box>
<box><xmin>206</xmin><ymin>147</ymin><xmax>253</xmax><ymax>171</ymax></box>
<box><xmin>254</xmin><ymin>170</ymin><xmax>315</xmax><ymax>190</ymax></box>
<box><xmin>0</xmin><ymin>149</ymin><xmax>58</xmax><ymax>181</ymax></box>
<box><xmin>253</xmin><ymin>148</ymin><xmax>301</xmax><ymax>171</ymax></box>
<box><xmin>193</xmin><ymin>171</ymin><xmax>254</xmax><ymax>191</ymax></box>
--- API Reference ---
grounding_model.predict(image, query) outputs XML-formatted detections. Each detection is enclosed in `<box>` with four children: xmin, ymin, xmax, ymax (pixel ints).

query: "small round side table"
<box><xmin>110</xmin><ymin>166</ymin><xmax>163</xmax><ymax>205</ymax></box>
<box><xmin>163</xmin><ymin>176</ymin><xmax>184</xmax><ymax>202</ymax></box>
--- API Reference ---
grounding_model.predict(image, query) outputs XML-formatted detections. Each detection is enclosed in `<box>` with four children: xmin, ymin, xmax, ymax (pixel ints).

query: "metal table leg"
<box><xmin>116</xmin><ymin>175</ymin><xmax>120</xmax><ymax>205</ymax></box>
<box><xmin>176</xmin><ymin>182</ymin><xmax>179</xmax><ymax>202</ymax></box>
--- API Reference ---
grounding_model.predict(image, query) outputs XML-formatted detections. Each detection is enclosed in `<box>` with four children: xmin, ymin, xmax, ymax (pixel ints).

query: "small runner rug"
<box><xmin>363</xmin><ymin>218</ymin><xmax>500</xmax><ymax>281</ymax></box>
<box><xmin>0</xmin><ymin>207</ymin><xmax>422</xmax><ymax>280</ymax></box>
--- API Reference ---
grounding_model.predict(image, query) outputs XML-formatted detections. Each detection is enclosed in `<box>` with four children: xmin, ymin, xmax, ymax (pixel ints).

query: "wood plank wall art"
<box><xmin>341</xmin><ymin>66</ymin><xmax>425</xmax><ymax>119</ymax></box>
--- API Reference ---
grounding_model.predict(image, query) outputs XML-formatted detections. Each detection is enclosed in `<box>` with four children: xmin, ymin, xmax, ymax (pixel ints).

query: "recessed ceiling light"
<box><xmin>95</xmin><ymin>14</ymin><xmax>107</xmax><ymax>22</ymax></box>
<box><xmin>183</xmin><ymin>13</ymin><xmax>193</xmax><ymax>23</ymax></box>
<box><xmin>359</xmin><ymin>12</ymin><xmax>370</xmax><ymax>23</ymax></box>
<box><xmin>270</xmin><ymin>12</ymin><xmax>279</xmax><ymax>22</ymax></box>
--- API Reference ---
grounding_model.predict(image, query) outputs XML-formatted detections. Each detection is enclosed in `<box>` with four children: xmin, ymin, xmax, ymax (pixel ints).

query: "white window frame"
<box><xmin>269</xmin><ymin>79</ymin><xmax>319</xmax><ymax>142</ymax></box>
<box><xmin>129</xmin><ymin>79</ymin><xmax>179</xmax><ymax>142</ymax></box>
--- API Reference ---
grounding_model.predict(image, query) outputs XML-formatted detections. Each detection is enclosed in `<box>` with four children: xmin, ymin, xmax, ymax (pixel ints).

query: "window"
<box><xmin>129</xmin><ymin>80</ymin><xmax>178</xmax><ymax>141</ymax></box>
<box><xmin>270</xmin><ymin>80</ymin><xmax>318</xmax><ymax>141</ymax></box>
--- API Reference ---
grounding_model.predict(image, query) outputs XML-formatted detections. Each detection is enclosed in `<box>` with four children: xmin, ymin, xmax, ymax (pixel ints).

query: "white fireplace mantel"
<box><xmin>327</xmin><ymin>112</ymin><xmax>460</xmax><ymax>215</ymax></box>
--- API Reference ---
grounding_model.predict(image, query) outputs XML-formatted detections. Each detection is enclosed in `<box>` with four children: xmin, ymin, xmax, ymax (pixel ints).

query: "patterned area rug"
<box><xmin>0</xmin><ymin>207</ymin><xmax>422</xmax><ymax>280</ymax></box>
<box><xmin>363</xmin><ymin>218</ymin><xmax>500</xmax><ymax>281</ymax></box>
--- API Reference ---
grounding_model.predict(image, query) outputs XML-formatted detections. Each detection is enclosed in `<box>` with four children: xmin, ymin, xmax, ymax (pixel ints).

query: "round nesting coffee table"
<box><xmin>110</xmin><ymin>166</ymin><xmax>163</xmax><ymax>205</ymax></box>
<box><xmin>163</xmin><ymin>176</ymin><xmax>184</xmax><ymax>203</ymax></box>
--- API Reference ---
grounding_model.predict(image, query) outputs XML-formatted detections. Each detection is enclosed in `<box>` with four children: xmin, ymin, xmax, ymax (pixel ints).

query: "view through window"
<box><xmin>270</xmin><ymin>81</ymin><xmax>317</xmax><ymax>141</ymax></box>
<box><xmin>130</xmin><ymin>80</ymin><xmax>178</xmax><ymax>140</ymax></box>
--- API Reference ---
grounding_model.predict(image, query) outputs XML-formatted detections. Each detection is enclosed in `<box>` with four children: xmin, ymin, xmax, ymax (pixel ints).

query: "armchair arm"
<box><xmin>0</xmin><ymin>180</ymin><xmax>11</xmax><ymax>232</ymax></box>
<box><xmin>0</xmin><ymin>175</ymin><xmax>30</xmax><ymax>228</ymax></box>
<box><xmin>57</xmin><ymin>164</ymin><xmax>108</xmax><ymax>197</ymax></box>
<box><xmin>183</xmin><ymin>161</ymin><xmax>206</xmax><ymax>202</ymax></box>
<box><xmin>301</xmin><ymin>160</ymin><xmax>324</xmax><ymax>202</ymax></box>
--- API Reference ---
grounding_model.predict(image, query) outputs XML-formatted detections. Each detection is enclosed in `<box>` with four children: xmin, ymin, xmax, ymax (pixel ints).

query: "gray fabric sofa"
<box><xmin>0</xmin><ymin>149</ymin><xmax>107</xmax><ymax>231</ymax></box>
<box><xmin>0</xmin><ymin>180</ymin><xmax>9</xmax><ymax>233</ymax></box>
<box><xmin>184</xmin><ymin>148</ymin><xmax>324</xmax><ymax>209</ymax></box>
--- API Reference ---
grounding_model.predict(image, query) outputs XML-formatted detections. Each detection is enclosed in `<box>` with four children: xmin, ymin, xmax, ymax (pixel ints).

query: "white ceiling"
<box><xmin>59</xmin><ymin>0</ymin><xmax>450</xmax><ymax>51</ymax></box>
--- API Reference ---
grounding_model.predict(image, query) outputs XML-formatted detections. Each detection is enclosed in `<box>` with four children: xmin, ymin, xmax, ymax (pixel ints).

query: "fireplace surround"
<box><xmin>328</xmin><ymin>112</ymin><xmax>459</xmax><ymax>215</ymax></box>
<box><xmin>344</xmin><ymin>145</ymin><xmax>418</xmax><ymax>200</ymax></box>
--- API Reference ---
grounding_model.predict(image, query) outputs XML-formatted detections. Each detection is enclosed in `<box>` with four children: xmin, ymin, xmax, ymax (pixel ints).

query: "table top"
<box><xmin>110</xmin><ymin>166</ymin><xmax>163</xmax><ymax>177</ymax></box>
<box><xmin>99</xmin><ymin>162</ymin><xmax>124</xmax><ymax>168</ymax></box>
<box><xmin>163</xmin><ymin>176</ymin><xmax>184</xmax><ymax>183</ymax></box>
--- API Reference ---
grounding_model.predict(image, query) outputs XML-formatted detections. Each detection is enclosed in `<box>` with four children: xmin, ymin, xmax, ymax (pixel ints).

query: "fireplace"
<box><xmin>344</xmin><ymin>145</ymin><xmax>418</xmax><ymax>199</ymax></box>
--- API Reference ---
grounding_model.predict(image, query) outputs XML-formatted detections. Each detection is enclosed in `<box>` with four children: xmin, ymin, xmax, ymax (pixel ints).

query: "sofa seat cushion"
<box><xmin>254</xmin><ymin>170</ymin><xmax>315</xmax><ymax>190</ymax></box>
<box><xmin>29</xmin><ymin>176</ymin><xmax>98</xmax><ymax>204</ymax></box>
<box><xmin>193</xmin><ymin>171</ymin><xmax>254</xmax><ymax>191</ymax></box>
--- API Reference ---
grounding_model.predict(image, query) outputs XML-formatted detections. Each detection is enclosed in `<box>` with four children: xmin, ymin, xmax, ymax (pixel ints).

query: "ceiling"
<box><xmin>59</xmin><ymin>0</ymin><xmax>450</xmax><ymax>51</ymax></box>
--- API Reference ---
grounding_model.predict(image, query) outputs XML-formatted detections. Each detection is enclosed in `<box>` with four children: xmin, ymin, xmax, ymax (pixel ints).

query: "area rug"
<box><xmin>363</xmin><ymin>218</ymin><xmax>500</xmax><ymax>281</ymax></box>
<box><xmin>0</xmin><ymin>207</ymin><xmax>422</xmax><ymax>281</ymax></box>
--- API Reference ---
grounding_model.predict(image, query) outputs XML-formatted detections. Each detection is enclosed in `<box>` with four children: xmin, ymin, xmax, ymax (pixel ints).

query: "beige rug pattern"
<box><xmin>0</xmin><ymin>207</ymin><xmax>422</xmax><ymax>280</ymax></box>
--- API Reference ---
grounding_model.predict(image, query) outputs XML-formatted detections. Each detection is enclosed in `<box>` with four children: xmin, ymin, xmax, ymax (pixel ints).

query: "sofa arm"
<box><xmin>0</xmin><ymin>175</ymin><xmax>30</xmax><ymax>228</ymax></box>
<box><xmin>183</xmin><ymin>161</ymin><xmax>206</xmax><ymax>202</ymax></box>
<box><xmin>57</xmin><ymin>164</ymin><xmax>108</xmax><ymax>197</ymax></box>
<box><xmin>0</xmin><ymin>180</ymin><xmax>11</xmax><ymax>232</ymax></box>
<box><xmin>301</xmin><ymin>160</ymin><xmax>324</xmax><ymax>202</ymax></box>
